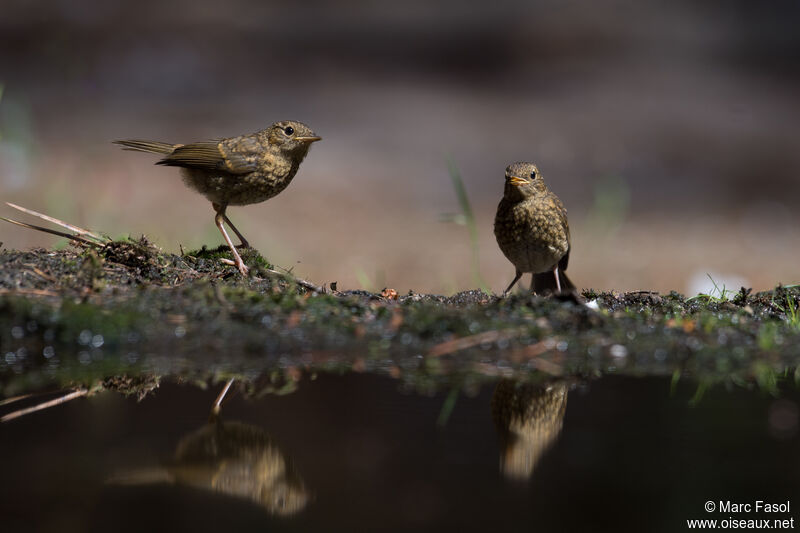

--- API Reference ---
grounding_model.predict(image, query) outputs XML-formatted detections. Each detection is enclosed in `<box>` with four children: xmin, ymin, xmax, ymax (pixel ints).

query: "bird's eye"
<box><xmin>530</xmin><ymin>172</ymin><xmax>536</xmax><ymax>179</ymax></box>
<box><xmin>284</xmin><ymin>126</ymin><xmax>295</xmax><ymax>136</ymax></box>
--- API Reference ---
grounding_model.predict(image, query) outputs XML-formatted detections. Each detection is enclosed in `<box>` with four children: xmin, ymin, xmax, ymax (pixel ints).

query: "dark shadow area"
<box><xmin>1</xmin><ymin>373</ymin><xmax>798</xmax><ymax>532</ymax></box>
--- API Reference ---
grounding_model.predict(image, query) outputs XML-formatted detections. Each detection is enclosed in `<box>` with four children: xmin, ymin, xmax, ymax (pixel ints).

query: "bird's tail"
<box><xmin>113</xmin><ymin>139</ymin><xmax>175</xmax><ymax>155</ymax></box>
<box><xmin>532</xmin><ymin>270</ymin><xmax>577</xmax><ymax>294</ymax></box>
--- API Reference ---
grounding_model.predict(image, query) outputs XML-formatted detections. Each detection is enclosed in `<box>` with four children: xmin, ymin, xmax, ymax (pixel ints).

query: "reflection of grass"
<box><xmin>444</xmin><ymin>159</ymin><xmax>488</xmax><ymax>293</ymax></box>
<box><xmin>757</xmin><ymin>322</ymin><xmax>780</xmax><ymax>352</ymax></box>
<box><xmin>754</xmin><ymin>363</ymin><xmax>780</xmax><ymax>396</ymax></box>
<box><xmin>682</xmin><ymin>367</ymin><xmax>787</xmax><ymax>407</ymax></box>
<box><xmin>436</xmin><ymin>386</ymin><xmax>459</xmax><ymax>427</ymax></box>
<box><xmin>688</xmin><ymin>380</ymin><xmax>708</xmax><ymax>407</ymax></box>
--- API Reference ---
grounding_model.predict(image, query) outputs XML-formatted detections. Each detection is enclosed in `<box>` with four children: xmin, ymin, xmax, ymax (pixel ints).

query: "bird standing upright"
<box><xmin>114</xmin><ymin>120</ymin><xmax>321</xmax><ymax>276</ymax></box>
<box><xmin>494</xmin><ymin>162</ymin><xmax>576</xmax><ymax>295</ymax></box>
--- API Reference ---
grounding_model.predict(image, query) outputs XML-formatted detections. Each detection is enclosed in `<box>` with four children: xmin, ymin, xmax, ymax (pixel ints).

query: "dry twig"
<box><xmin>1</xmin><ymin>389</ymin><xmax>89</xmax><ymax>423</ymax></box>
<box><xmin>429</xmin><ymin>328</ymin><xmax>522</xmax><ymax>357</ymax></box>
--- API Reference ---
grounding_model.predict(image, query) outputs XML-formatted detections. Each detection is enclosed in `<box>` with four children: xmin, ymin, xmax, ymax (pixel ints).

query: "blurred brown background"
<box><xmin>1</xmin><ymin>0</ymin><xmax>799</xmax><ymax>295</ymax></box>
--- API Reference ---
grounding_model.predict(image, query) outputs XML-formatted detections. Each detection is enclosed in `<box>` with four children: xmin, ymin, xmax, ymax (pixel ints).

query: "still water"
<box><xmin>2</xmin><ymin>373</ymin><xmax>799</xmax><ymax>532</ymax></box>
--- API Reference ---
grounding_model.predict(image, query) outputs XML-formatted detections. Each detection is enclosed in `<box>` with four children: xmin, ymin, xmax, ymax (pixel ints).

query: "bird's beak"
<box><xmin>296</xmin><ymin>136</ymin><xmax>322</xmax><ymax>143</ymax></box>
<box><xmin>508</xmin><ymin>176</ymin><xmax>530</xmax><ymax>186</ymax></box>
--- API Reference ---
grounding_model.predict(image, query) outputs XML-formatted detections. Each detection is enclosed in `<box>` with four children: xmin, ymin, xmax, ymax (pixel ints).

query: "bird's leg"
<box><xmin>213</xmin><ymin>204</ymin><xmax>249</xmax><ymax>276</ymax></box>
<box><xmin>553</xmin><ymin>266</ymin><xmax>562</xmax><ymax>293</ymax></box>
<box><xmin>222</xmin><ymin>213</ymin><xmax>250</xmax><ymax>249</ymax></box>
<box><xmin>503</xmin><ymin>270</ymin><xmax>523</xmax><ymax>296</ymax></box>
<box><xmin>209</xmin><ymin>378</ymin><xmax>235</xmax><ymax>423</ymax></box>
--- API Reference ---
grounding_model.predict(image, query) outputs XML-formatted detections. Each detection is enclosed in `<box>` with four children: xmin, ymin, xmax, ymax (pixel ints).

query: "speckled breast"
<box><xmin>180</xmin><ymin>164</ymin><xmax>299</xmax><ymax>206</ymax></box>
<box><xmin>494</xmin><ymin>199</ymin><xmax>569</xmax><ymax>273</ymax></box>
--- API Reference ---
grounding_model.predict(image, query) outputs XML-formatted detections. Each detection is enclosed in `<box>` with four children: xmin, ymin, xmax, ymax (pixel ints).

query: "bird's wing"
<box><xmin>552</xmin><ymin>193</ymin><xmax>571</xmax><ymax>271</ymax></box>
<box><xmin>156</xmin><ymin>137</ymin><xmax>260</xmax><ymax>175</ymax></box>
<box><xmin>559</xmin><ymin>245</ymin><xmax>570</xmax><ymax>271</ymax></box>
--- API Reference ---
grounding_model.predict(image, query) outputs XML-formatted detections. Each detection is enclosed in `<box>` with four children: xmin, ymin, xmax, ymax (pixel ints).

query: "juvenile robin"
<box><xmin>109</xmin><ymin>420</ymin><xmax>309</xmax><ymax>515</ymax></box>
<box><xmin>114</xmin><ymin>121</ymin><xmax>321</xmax><ymax>275</ymax></box>
<box><xmin>491</xmin><ymin>379</ymin><xmax>568</xmax><ymax>480</ymax></box>
<box><xmin>494</xmin><ymin>162</ymin><xmax>576</xmax><ymax>295</ymax></box>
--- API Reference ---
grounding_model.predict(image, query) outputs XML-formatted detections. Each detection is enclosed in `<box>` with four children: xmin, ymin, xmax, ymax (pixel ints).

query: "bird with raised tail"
<box><xmin>114</xmin><ymin>120</ymin><xmax>321</xmax><ymax>276</ymax></box>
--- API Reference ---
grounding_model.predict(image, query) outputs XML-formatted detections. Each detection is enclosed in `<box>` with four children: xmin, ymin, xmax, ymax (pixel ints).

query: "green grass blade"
<box><xmin>446</xmin><ymin>158</ymin><xmax>489</xmax><ymax>294</ymax></box>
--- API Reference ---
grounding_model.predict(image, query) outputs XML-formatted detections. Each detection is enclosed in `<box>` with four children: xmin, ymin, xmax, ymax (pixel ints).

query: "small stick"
<box><xmin>6</xmin><ymin>202</ymin><xmax>107</xmax><ymax>243</ymax></box>
<box><xmin>28</xmin><ymin>266</ymin><xmax>56</xmax><ymax>282</ymax></box>
<box><xmin>209</xmin><ymin>378</ymin><xmax>235</xmax><ymax>422</ymax></box>
<box><xmin>0</xmin><ymin>217</ymin><xmax>98</xmax><ymax>246</ymax></box>
<box><xmin>0</xmin><ymin>288</ymin><xmax>59</xmax><ymax>297</ymax></box>
<box><xmin>428</xmin><ymin>328</ymin><xmax>521</xmax><ymax>357</ymax></box>
<box><xmin>226</xmin><ymin>258</ymin><xmax>326</xmax><ymax>293</ymax></box>
<box><xmin>263</xmin><ymin>267</ymin><xmax>326</xmax><ymax>293</ymax></box>
<box><xmin>0</xmin><ymin>392</ymin><xmax>38</xmax><ymax>407</ymax></box>
<box><xmin>1</xmin><ymin>388</ymin><xmax>89</xmax><ymax>423</ymax></box>
<box><xmin>268</xmin><ymin>264</ymin><xmax>326</xmax><ymax>293</ymax></box>
<box><xmin>212</xmin><ymin>379</ymin><xmax>235</xmax><ymax>411</ymax></box>
<box><xmin>529</xmin><ymin>358</ymin><xmax>563</xmax><ymax>376</ymax></box>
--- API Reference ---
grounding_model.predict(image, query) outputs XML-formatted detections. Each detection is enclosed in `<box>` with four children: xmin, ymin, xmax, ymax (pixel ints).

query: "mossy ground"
<box><xmin>1</xmin><ymin>240</ymin><xmax>798</xmax><ymax>399</ymax></box>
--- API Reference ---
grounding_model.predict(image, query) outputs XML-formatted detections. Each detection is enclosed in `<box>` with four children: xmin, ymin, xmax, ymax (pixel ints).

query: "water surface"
<box><xmin>2</xmin><ymin>373</ymin><xmax>798</xmax><ymax>532</ymax></box>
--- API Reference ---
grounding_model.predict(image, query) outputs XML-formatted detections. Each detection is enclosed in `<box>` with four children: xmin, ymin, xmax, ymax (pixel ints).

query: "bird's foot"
<box><xmin>219</xmin><ymin>256</ymin><xmax>250</xmax><ymax>276</ymax></box>
<box><xmin>235</xmin><ymin>260</ymin><xmax>250</xmax><ymax>276</ymax></box>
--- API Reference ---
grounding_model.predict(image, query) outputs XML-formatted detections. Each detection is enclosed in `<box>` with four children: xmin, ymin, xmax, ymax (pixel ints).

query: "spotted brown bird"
<box><xmin>491</xmin><ymin>379</ymin><xmax>568</xmax><ymax>480</ymax></box>
<box><xmin>114</xmin><ymin>121</ymin><xmax>321</xmax><ymax>275</ymax></box>
<box><xmin>494</xmin><ymin>162</ymin><xmax>576</xmax><ymax>295</ymax></box>
<box><xmin>109</xmin><ymin>420</ymin><xmax>310</xmax><ymax>516</ymax></box>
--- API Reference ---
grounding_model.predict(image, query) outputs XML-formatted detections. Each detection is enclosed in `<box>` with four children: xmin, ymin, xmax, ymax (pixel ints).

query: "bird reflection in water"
<box><xmin>111</xmin><ymin>380</ymin><xmax>309</xmax><ymax>516</ymax></box>
<box><xmin>491</xmin><ymin>378</ymin><xmax>568</xmax><ymax>480</ymax></box>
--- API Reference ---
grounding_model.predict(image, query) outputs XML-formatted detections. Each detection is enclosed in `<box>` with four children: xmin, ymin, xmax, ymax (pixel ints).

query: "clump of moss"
<box><xmin>101</xmin><ymin>374</ymin><xmax>160</xmax><ymax>401</ymax></box>
<box><xmin>101</xmin><ymin>236</ymin><xmax>160</xmax><ymax>270</ymax></box>
<box><xmin>182</xmin><ymin>244</ymin><xmax>273</xmax><ymax>275</ymax></box>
